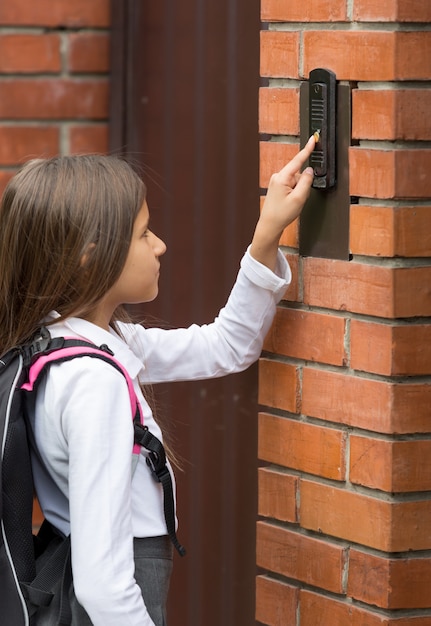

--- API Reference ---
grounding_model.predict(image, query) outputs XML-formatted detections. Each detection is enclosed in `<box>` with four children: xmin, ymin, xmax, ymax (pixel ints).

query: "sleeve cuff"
<box><xmin>241</xmin><ymin>246</ymin><xmax>292</xmax><ymax>301</ymax></box>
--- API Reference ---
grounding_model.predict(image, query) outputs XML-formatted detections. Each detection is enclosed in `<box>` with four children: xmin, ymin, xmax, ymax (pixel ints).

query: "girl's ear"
<box><xmin>80</xmin><ymin>243</ymin><xmax>96</xmax><ymax>269</ymax></box>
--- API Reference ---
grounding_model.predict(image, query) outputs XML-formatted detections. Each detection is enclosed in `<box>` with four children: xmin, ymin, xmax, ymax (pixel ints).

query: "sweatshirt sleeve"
<box><xmin>126</xmin><ymin>247</ymin><xmax>291</xmax><ymax>384</ymax></box>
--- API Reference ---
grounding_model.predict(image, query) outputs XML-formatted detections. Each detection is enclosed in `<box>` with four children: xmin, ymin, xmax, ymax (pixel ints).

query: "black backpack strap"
<box><xmin>22</xmin><ymin>404</ymin><xmax>74</xmax><ymax>623</ymax></box>
<box><xmin>134</xmin><ymin>423</ymin><xmax>186</xmax><ymax>557</ymax></box>
<box><xmin>21</xmin><ymin>326</ymin><xmax>98</xmax><ymax>367</ymax></box>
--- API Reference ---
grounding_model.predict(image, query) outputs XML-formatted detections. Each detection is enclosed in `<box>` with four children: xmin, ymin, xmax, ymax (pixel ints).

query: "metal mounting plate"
<box><xmin>299</xmin><ymin>81</ymin><xmax>351</xmax><ymax>261</ymax></box>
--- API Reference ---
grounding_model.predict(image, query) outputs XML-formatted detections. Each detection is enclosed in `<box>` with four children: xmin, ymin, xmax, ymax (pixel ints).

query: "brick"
<box><xmin>258</xmin><ymin>467</ymin><xmax>298</xmax><ymax>523</ymax></box>
<box><xmin>350</xmin><ymin>436</ymin><xmax>393</xmax><ymax>492</ymax></box>
<box><xmin>304</xmin><ymin>31</ymin><xmax>395</xmax><ymax>81</ymax></box>
<box><xmin>258</xmin><ymin>359</ymin><xmax>299</xmax><ymax>413</ymax></box>
<box><xmin>351</xmin><ymin>320</ymin><xmax>431</xmax><ymax>376</ymax></box>
<box><xmin>259</xmin><ymin>87</ymin><xmax>299</xmax><ymax>136</ymax></box>
<box><xmin>0</xmin><ymin>170</ymin><xmax>15</xmax><ymax>198</ymax></box>
<box><xmin>256</xmin><ymin>576</ymin><xmax>298</xmax><ymax>626</ymax></box>
<box><xmin>68</xmin><ymin>124</ymin><xmax>109</xmax><ymax>154</ymax></box>
<box><xmin>260</xmin><ymin>31</ymin><xmax>300</xmax><ymax>79</ymax></box>
<box><xmin>350</xmin><ymin>204</ymin><xmax>395</xmax><ymax>257</ymax></box>
<box><xmin>300</xmin><ymin>590</ymin><xmax>395</xmax><ymax>626</ymax></box>
<box><xmin>282</xmin><ymin>253</ymin><xmax>299</xmax><ymax>300</ymax></box>
<box><xmin>256</xmin><ymin>521</ymin><xmax>346</xmax><ymax>593</ymax></box>
<box><xmin>300</xmin><ymin>480</ymin><xmax>431</xmax><ymax>551</ymax></box>
<box><xmin>349</xmin><ymin>553</ymin><xmax>385</xmax><ymax>611</ymax></box>
<box><xmin>0</xmin><ymin>79</ymin><xmax>109</xmax><ymax>120</ymax></box>
<box><xmin>391</xmin><ymin>501</ymin><xmax>431</xmax><ymax>551</ymax></box>
<box><xmin>258</xmin><ymin>413</ymin><xmax>346</xmax><ymax>480</ymax></box>
<box><xmin>0</xmin><ymin>126</ymin><xmax>59</xmax><ymax>165</ymax></box>
<box><xmin>260</xmin><ymin>141</ymin><xmax>299</xmax><ymax>188</ymax></box>
<box><xmin>396</xmin><ymin>208</ymin><xmax>431</xmax><ymax>257</ymax></box>
<box><xmin>350</xmin><ymin>148</ymin><xmax>394</xmax><ymax>199</ymax></box>
<box><xmin>352</xmin><ymin>90</ymin><xmax>431</xmax><ymax>141</ymax></box>
<box><xmin>353</xmin><ymin>0</ymin><xmax>431</xmax><ymax>22</ymax></box>
<box><xmin>392</xmin><ymin>383</ymin><xmax>431</xmax><ymax>434</ymax></box>
<box><xmin>393</xmin><ymin>267</ymin><xmax>431</xmax><ymax>317</ymax></box>
<box><xmin>348</xmin><ymin>550</ymin><xmax>431</xmax><ymax>609</ymax></box>
<box><xmin>261</xmin><ymin>0</ymin><xmax>347</xmax><ymax>22</ymax></box>
<box><xmin>350</xmin><ymin>205</ymin><xmax>431</xmax><ymax>258</ymax></box>
<box><xmin>68</xmin><ymin>33</ymin><xmax>110</xmax><ymax>73</ymax></box>
<box><xmin>0</xmin><ymin>0</ymin><xmax>110</xmax><ymax>27</ymax></box>
<box><xmin>383</xmin><ymin>33</ymin><xmax>431</xmax><ymax>79</ymax></box>
<box><xmin>280</xmin><ymin>220</ymin><xmax>298</xmax><ymax>249</ymax></box>
<box><xmin>300</xmin><ymin>480</ymin><xmax>390</xmax><ymax>551</ymax></box>
<box><xmin>263</xmin><ymin>307</ymin><xmax>346</xmax><ymax>366</ymax></box>
<box><xmin>352</xmin><ymin>90</ymin><xmax>396</xmax><ymax>141</ymax></box>
<box><xmin>350</xmin><ymin>436</ymin><xmax>431</xmax><ymax>493</ymax></box>
<box><xmin>350</xmin><ymin>147</ymin><xmax>431</xmax><ymax>200</ymax></box>
<box><xmin>305</xmin><ymin>257</ymin><xmax>391</xmax><ymax>316</ymax></box>
<box><xmin>303</xmin><ymin>257</ymin><xmax>431</xmax><ymax>318</ymax></box>
<box><xmin>303</xmin><ymin>31</ymin><xmax>431</xmax><ymax>81</ymax></box>
<box><xmin>302</xmin><ymin>369</ymin><xmax>431</xmax><ymax>434</ymax></box>
<box><xmin>0</xmin><ymin>34</ymin><xmax>61</xmax><ymax>73</ymax></box>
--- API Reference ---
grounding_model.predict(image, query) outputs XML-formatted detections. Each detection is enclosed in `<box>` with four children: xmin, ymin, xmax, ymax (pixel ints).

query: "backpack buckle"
<box><xmin>22</xmin><ymin>327</ymin><xmax>52</xmax><ymax>365</ymax></box>
<box><xmin>146</xmin><ymin>454</ymin><xmax>169</xmax><ymax>482</ymax></box>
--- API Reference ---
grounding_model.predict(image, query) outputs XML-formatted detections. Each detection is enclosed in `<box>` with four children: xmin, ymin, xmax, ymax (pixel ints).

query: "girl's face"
<box><xmin>87</xmin><ymin>201</ymin><xmax>166</xmax><ymax>329</ymax></box>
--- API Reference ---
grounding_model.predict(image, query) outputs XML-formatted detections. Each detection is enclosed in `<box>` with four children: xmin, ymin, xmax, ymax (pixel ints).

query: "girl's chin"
<box><xmin>130</xmin><ymin>290</ymin><xmax>159</xmax><ymax>306</ymax></box>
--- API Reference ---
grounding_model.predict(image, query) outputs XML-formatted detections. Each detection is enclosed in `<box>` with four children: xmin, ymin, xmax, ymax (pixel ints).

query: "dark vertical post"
<box><xmin>110</xmin><ymin>1</ymin><xmax>261</xmax><ymax>624</ymax></box>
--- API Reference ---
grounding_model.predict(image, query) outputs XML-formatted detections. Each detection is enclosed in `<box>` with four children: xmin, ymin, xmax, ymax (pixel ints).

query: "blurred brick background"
<box><xmin>0</xmin><ymin>0</ymin><xmax>110</xmax><ymax>197</ymax></box>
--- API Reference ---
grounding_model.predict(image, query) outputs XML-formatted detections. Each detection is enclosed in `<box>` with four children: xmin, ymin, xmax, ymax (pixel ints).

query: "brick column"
<box><xmin>0</xmin><ymin>0</ymin><xmax>111</xmax><ymax>198</ymax></box>
<box><xmin>258</xmin><ymin>2</ymin><xmax>431</xmax><ymax>624</ymax></box>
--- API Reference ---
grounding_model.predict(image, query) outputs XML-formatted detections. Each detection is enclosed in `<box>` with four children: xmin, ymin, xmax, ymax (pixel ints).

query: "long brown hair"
<box><xmin>0</xmin><ymin>154</ymin><xmax>182</xmax><ymax>466</ymax></box>
<box><xmin>0</xmin><ymin>155</ymin><xmax>145</xmax><ymax>353</ymax></box>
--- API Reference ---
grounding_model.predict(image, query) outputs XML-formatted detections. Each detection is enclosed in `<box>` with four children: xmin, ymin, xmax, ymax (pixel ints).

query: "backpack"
<box><xmin>0</xmin><ymin>327</ymin><xmax>185</xmax><ymax>626</ymax></box>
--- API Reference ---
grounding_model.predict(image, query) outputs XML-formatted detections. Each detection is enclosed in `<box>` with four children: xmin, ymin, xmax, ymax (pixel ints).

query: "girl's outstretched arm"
<box><xmin>250</xmin><ymin>136</ymin><xmax>315</xmax><ymax>272</ymax></box>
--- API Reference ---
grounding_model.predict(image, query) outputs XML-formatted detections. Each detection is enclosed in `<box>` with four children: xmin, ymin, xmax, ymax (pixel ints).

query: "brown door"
<box><xmin>110</xmin><ymin>2</ymin><xmax>260</xmax><ymax>624</ymax></box>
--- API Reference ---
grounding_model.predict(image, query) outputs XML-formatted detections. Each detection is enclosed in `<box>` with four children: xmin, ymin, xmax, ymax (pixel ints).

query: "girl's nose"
<box><xmin>154</xmin><ymin>234</ymin><xmax>167</xmax><ymax>256</ymax></box>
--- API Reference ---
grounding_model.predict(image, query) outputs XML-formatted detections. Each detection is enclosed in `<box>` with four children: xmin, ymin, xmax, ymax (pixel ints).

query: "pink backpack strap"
<box><xmin>21</xmin><ymin>339</ymin><xmax>143</xmax><ymax>456</ymax></box>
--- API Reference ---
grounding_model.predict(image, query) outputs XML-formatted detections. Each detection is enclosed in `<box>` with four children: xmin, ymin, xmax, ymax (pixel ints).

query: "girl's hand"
<box><xmin>250</xmin><ymin>136</ymin><xmax>315</xmax><ymax>271</ymax></box>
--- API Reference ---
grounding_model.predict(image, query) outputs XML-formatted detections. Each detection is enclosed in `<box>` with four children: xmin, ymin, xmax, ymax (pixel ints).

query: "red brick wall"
<box><xmin>258</xmin><ymin>2</ymin><xmax>431</xmax><ymax>625</ymax></box>
<box><xmin>0</xmin><ymin>0</ymin><xmax>110</xmax><ymax>198</ymax></box>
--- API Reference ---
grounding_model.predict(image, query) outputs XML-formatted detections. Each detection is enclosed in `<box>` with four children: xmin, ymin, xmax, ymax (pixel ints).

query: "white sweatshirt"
<box><xmin>29</xmin><ymin>248</ymin><xmax>291</xmax><ymax>625</ymax></box>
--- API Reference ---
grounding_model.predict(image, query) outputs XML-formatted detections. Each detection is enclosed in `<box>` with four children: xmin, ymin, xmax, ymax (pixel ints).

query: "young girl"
<box><xmin>0</xmin><ymin>138</ymin><xmax>315</xmax><ymax>625</ymax></box>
